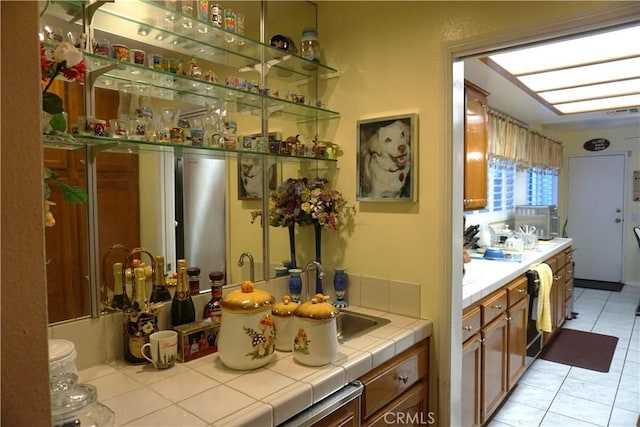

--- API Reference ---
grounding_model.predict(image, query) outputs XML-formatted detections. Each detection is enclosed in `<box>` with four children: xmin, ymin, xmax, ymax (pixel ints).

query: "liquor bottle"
<box><xmin>187</xmin><ymin>266</ymin><xmax>201</xmax><ymax>296</ymax></box>
<box><xmin>111</xmin><ymin>262</ymin><xmax>130</xmax><ymax>310</ymax></box>
<box><xmin>149</xmin><ymin>255</ymin><xmax>172</xmax><ymax>303</ymax></box>
<box><xmin>171</xmin><ymin>266</ymin><xmax>196</xmax><ymax>326</ymax></box>
<box><xmin>203</xmin><ymin>271</ymin><xmax>224</xmax><ymax>320</ymax></box>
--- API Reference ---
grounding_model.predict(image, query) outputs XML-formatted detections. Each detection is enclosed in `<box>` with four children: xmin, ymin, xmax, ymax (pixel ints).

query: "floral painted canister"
<box><xmin>292</xmin><ymin>293</ymin><xmax>339</xmax><ymax>366</ymax></box>
<box><xmin>218</xmin><ymin>281</ymin><xmax>276</xmax><ymax>370</ymax></box>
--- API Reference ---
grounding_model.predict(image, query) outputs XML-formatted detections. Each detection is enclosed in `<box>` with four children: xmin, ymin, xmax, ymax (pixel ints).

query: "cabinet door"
<box><xmin>462</xmin><ymin>334</ymin><xmax>482</xmax><ymax>427</ymax></box>
<box><xmin>555</xmin><ymin>265</ymin><xmax>566</xmax><ymax>329</ymax></box>
<box><xmin>463</xmin><ymin>82</ymin><xmax>489</xmax><ymax>211</ymax></box>
<box><xmin>481</xmin><ymin>314</ymin><xmax>508</xmax><ymax>423</ymax></box>
<box><xmin>363</xmin><ymin>382</ymin><xmax>429</xmax><ymax>427</ymax></box>
<box><xmin>507</xmin><ymin>297</ymin><xmax>528</xmax><ymax>390</ymax></box>
<box><xmin>311</xmin><ymin>395</ymin><xmax>361</xmax><ymax>427</ymax></box>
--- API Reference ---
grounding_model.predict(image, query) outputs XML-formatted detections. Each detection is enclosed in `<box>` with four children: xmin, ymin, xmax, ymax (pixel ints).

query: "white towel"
<box><xmin>532</xmin><ymin>262</ymin><xmax>553</xmax><ymax>333</ymax></box>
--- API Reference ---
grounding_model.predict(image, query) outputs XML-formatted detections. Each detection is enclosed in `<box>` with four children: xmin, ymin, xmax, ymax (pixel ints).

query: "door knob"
<box><xmin>615</xmin><ymin>218</ymin><xmax>622</xmax><ymax>223</ymax></box>
<box><xmin>616</xmin><ymin>208</ymin><xmax>621</xmax><ymax>213</ymax></box>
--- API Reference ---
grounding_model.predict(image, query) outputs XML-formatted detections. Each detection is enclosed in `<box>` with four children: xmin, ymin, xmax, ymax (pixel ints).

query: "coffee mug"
<box><xmin>141</xmin><ymin>330</ymin><xmax>177</xmax><ymax>369</ymax></box>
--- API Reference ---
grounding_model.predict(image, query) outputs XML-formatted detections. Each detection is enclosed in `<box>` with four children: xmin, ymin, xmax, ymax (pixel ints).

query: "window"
<box><xmin>527</xmin><ymin>168</ymin><xmax>558</xmax><ymax>206</ymax></box>
<box><xmin>487</xmin><ymin>160</ymin><xmax>516</xmax><ymax>213</ymax></box>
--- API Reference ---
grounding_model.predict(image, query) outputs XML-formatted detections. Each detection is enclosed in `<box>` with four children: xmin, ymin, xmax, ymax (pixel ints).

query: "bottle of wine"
<box><xmin>134</xmin><ymin>266</ymin><xmax>149</xmax><ymax>312</ymax></box>
<box><xmin>171</xmin><ymin>266</ymin><xmax>196</xmax><ymax>326</ymax></box>
<box><xmin>111</xmin><ymin>262</ymin><xmax>130</xmax><ymax>310</ymax></box>
<box><xmin>149</xmin><ymin>255</ymin><xmax>172</xmax><ymax>303</ymax></box>
<box><xmin>203</xmin><ymin>271</ymin><xmax>224</xmax><ymax>320</ymax></box>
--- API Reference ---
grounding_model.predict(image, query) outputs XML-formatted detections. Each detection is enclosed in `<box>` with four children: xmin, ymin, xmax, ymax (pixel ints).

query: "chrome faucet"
<box><xmin>237</xmin><ymin>252</ymin><xmax>255</xmax><ymax>282</ymax></box>
<box><xmin>303</xmin><ymin>260</ymin><xmax>324</xmax><ymax>302</ymax></box>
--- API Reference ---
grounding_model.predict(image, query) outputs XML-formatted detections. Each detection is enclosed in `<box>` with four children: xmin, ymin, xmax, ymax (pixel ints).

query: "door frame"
<box><xmin>566</xmin><ymin>151</ymin><xmax>627</xmax><ymax>282</ymax></box>
<box><xmin>442</xmin><ymin>5</ymin><xmax>640</xmax><ymax>426</ymax></box>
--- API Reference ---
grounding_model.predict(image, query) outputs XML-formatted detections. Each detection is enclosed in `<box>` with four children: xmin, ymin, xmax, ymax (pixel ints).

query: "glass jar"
<box><xmin>301</xmin><ymin>27</ymin><xmax>320</xmax><ymax>69</ymax></box>
<box><xmin>50</xmin><ymin>373</ymin><xmax>115</xmax><ymax>427</ymax></box>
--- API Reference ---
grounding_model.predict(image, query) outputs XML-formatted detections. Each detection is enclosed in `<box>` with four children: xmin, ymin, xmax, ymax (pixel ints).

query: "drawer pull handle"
<box><xmin>463</xmin><ymin>325</ymin><xmax>473</xmax><ymax>331</ymax></box>
<box><xmin>398</xmin><ymin>375</ymin><xmax>409</xmax><ymax>384</ymax></box>
<box><xmin>518</xmin><ymin>289</ymin><xmax>526</xmax><ymax>294</ymax></box>
<box><xmin>506</xmin><ymin>316</ymin><xmax>511</xmax><ymax>321</ymax></box>
<box><xmin>493</xmin><ymin>304</ymin><xmax>503</xmax><ymax>310</ymax></box>
<box><xmin>479</xmin><ymin>338</ymin><xmax>486</xmax><ymax>344</ymax></box>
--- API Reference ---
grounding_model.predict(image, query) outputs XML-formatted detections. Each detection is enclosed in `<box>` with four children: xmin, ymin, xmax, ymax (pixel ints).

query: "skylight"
<box><xmin>484</xmin><ymin>24</ymin><xmax>640</xmax><ymax>115</ymax></box>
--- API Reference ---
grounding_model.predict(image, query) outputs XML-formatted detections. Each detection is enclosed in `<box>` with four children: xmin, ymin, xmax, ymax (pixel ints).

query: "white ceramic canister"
<box><xmin>292</xmin><ymin>293</ymin><xmax>339</xmax><ymax>366</ymax></box>
<box><xmin>48</xmin><ymin>339</ymin><xmax>78</xmax><ymax>378</ymax></box>
<box><xmin>218</xmin><ymin>281</ymin><xmax>276</xmax><ymax>370</ymax></box>
<box><xmin>271</xmin><ymin>295</ymin><xmax>299</xmax><ymax>352</ymax></box>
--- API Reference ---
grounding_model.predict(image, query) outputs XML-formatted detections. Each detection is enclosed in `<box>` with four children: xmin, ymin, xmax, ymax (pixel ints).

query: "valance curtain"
<box><xmin>487</xmin><ymin>110</ymin><xmax>563</xmax><ymax>173</ymax></box>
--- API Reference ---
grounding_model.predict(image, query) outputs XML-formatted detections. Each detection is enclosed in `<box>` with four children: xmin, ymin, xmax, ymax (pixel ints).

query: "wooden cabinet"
<box><xmin>564</xmin><ymin>248</ymin><xmax>575</xmax><ymax>319</ymax></box>
<box><xmin>481</xmin><ymin>313</ymin><xmax>508</xmax><ymax>422</ymax></box>
<box><xmin>360</xmin><ymin>339</ymin><xmax>429</xmax><ymax>426</ymax></box>
<box><xmin>463</xmin><ymin>81</ymin><xmax>490</xmax><ymax>211</ymax></box>
<box><xmin>462</xmin><ymin>331</ymin><xmax>482</xmax><ymax>427</ymax></box>
<box><xmin>507</xmin><ymin>297</ymin><xmax>528</xmax><ymax>390</ymax></box>
<box><xmin>462</xmin><ymin>279</ymin><xmax>528</xmax><ymax>426</ymax></box>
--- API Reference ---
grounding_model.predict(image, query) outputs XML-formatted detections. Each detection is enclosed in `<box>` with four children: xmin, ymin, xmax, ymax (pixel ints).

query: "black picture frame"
<box><xmin>357</xmin><ymin>113</ymin><xmax>418</xmax><ymax>201</ymax></box>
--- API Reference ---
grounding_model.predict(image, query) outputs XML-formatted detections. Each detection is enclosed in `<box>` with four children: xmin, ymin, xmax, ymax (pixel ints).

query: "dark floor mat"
<box><xmin>540</xmin><ymin>328</ymin><xmax>618</xmax><ymax>372</ymax></box>
<box><xmin>573</xmin><ymin>278</ymin><xmax>624</xmax><ymax>292</ymax></box>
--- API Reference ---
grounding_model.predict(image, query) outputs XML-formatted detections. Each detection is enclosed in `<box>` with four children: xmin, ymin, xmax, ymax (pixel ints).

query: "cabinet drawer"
<box><xmin>360</xmin><ymin>340</ymin><xmax>428</xmax><ymax>419</ymax></box>
<box><xmin>564</xmin><ymin>247</ymin><xmax>574</xmax><ymax>265</ymax></box>
<box><xmin>462</xmin><ymin>306</ymin><xmax>481</xmax><ymax>343</ymax></box>
<box><xmin>481</xmin><ymin>290</ymin><xmax>508</xmax><ymax>326</ymax></box>
<box><xmin>507</xmin><ymin>276</ymin><xmax>528</xmax><ymax>307</ymax></box>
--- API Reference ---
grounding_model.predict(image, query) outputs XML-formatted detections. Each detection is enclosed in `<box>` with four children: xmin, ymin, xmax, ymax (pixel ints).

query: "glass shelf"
<box><xmin>45</xmin><ymin>134</ymin><xmax>338</xmax><ymax>165</ymax></box>
<box><xmin>77</xmin><ymin>50</ymin><xmax>340</xmax><ymax>122</ymax></box>
<box><xmin>92</xmin><ymin>0</ymin><xmax>337</xmax><ymax>81</ymax></box>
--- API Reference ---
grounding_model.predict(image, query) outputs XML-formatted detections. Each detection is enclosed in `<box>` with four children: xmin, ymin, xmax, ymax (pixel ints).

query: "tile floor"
<box><xmin>488</xmin><ymin>284</ymin><xmax>640</xmax><ymax>427</ymax></box>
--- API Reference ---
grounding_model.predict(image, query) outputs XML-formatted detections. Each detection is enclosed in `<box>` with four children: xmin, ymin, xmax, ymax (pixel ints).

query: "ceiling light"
<box><xmin>484</xmin><ymin>23</ymin><xmax>640</xmax><ymax>115</ymax></box>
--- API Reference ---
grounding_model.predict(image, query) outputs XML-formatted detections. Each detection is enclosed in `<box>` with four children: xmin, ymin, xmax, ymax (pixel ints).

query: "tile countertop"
<box><xmin>462</xmin><ymin>237</ymin><xmax>573</xmax><ymax>309</ymax></box>
<box><xmin>78</xmin><ymin>306</ymin><xmax>433</xmax><ymax>427</ymax></box>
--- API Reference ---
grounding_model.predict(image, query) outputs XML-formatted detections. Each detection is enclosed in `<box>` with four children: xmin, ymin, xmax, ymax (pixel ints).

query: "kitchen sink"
<box><xmin>336</xmin><ymin>310</ymin><xmax>391</xmax><ymax>343</ymax></box>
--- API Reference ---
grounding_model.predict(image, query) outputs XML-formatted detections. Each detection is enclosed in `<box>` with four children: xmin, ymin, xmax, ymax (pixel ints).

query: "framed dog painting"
<box><xmin>238</xmin><ymin>155</ymin><xmax>277</xmax><ymax>200</ymax></box>
<box><xmin>357</xmin><ymin>113</ymin><xmax>418</xmax><ymax>201</ymax></box>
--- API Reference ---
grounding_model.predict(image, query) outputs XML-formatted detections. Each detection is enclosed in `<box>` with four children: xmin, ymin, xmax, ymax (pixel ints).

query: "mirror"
<box><xmin>43</xmin><ymin>0</ymin><xmax>326</xmax><ymax>323</ymax></box>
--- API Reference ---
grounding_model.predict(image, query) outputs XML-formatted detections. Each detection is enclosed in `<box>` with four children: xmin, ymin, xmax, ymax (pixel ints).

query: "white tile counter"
<box><xmin>462</xmin><ymin>238</ymin><xmax>573</xmax><ymax>308</ymax></box>
<box><xmin>78</xmin><ymin>307</ymin><xmax>433</xmax><ymax>427</ymax></box>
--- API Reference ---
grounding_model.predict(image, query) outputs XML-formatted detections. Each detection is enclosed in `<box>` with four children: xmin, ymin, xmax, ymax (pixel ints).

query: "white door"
<box><xmin>567</xmin><ymin>153</ymin><xmax>625</xmax><ymax>282</ymax></box>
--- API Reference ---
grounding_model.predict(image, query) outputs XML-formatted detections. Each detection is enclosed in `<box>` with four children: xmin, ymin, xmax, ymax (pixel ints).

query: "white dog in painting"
<box><xmin>240</xmin><ymin>157</ymin><xmax>263</xmax><ymax>198</ymax></box>
<box><xmin>360</xmin><ymin>120</ymin><xmax>411</xmax><ymax>198</ymax></box>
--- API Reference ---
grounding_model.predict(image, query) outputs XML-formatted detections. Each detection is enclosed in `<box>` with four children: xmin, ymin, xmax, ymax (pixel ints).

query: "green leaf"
<box><xmin>49</xmin><ymin>112</ymin><xmax>67</xmax><ymax>132</ymax></box>
<box><xmin>57</xmin><ymin>183</ymin><xmax>88</xmax><ymax>204</ymax></box>
<box><xmin>43</xmin><ymin>92</ymin><xmax>64</xmax><ymax>115</ymax></box>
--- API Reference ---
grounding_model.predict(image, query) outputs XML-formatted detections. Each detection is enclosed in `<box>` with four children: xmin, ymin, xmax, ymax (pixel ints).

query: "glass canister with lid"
<box><xmin>48</xmin><ymin>339</ymin><xmax>77</xmax><ymax>379</ymax></box>
<box><xmin>51</xmin><ymin>373</ymin><xmax>115</xmax><ymax>427</ymax></box>
<box><xmin>300</xmin><ymin>27</ymin><xmax>320</xmax><ymax>69</ymax></box>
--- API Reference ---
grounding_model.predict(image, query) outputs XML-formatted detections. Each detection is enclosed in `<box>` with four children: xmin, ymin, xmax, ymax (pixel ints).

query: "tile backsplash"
<box><xmin>49</xmin><ymin>272</ymin><xmax>422</xmax><ymax>370</ymax></box>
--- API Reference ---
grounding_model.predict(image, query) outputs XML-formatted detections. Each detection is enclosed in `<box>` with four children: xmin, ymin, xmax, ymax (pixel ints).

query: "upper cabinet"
<box><xmin>463</xmin><ymin>80</ymin><xmax>489</xmax><ymax>211</ymax></box>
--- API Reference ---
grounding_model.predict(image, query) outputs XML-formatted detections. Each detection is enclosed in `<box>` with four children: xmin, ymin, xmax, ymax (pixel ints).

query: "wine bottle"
<box><xmin>171</xmin><ymin>266</ymin><xmax>196</xmax><ymax>326</ymax></box>
<box><xmin>134</xmin><ymin>266</ymin><xmax>149</xmax><ymax>312</ymax></box>
<box><xmin>203</xmin><ymin>271</ymin><xmax>224</xmax><ymax>320</ymax></box>
<box><xmin>111</xmin><ymin>262</ymin><xmax>130</xmax><ymax>310</ymax></box>
<box><xmin>149</xmin><ymin>255</ymin><xmax>172</xmax><ymax>303</ymax></box>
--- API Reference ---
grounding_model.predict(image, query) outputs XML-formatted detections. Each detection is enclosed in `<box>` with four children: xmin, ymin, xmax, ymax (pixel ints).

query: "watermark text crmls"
<box><xmin>383</xmin><ymin>411</ymin><xmax>436</xmax><ymax>425</ymax></box>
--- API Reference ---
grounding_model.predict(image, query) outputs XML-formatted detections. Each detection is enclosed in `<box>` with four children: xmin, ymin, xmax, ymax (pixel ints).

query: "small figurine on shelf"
<box><xmin>333</xmin><ymin>268</ymin><xmax>348</xmax><ymax>308</ymax></box>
